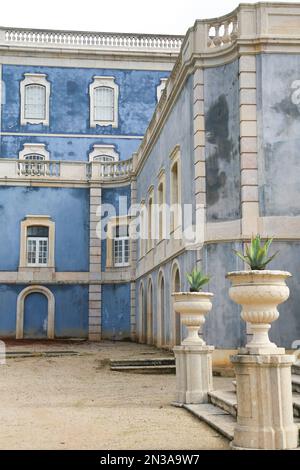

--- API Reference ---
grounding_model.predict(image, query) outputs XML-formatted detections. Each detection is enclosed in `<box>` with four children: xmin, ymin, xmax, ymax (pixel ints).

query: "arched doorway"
<box><xmin>158</xmin><ymin>270</ymin><xmax>165</xmax><ymax>347</ymax></box>
<box><xmin>139</xmin><ymin>282</ymin><xmax>147</xmax><ymax>343</ymax></box>
<box><xmin>171</xmin><ymin>261</ymin><xmax>181</xmax><ymax>346</ymax></box>
<box><xmin>147</xmin><ymin>277</ymin><xmax>153</xmax><ymax>344</ymax></box>
<box><xmin>24</xmin><ymin>292</ymin><xmax>48</xmax><ymax>339</ymax></box>
<box><xmin>16</xmin><ymin>286</ymin><xmax>55</xmax><ymax>339</ymax></box>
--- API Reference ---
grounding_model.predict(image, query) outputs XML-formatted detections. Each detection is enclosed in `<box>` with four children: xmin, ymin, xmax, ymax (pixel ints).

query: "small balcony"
<box><xmin>0</xmin><ymin>157</ymin><xmax>135</xmax><ymax>184</ymax></box>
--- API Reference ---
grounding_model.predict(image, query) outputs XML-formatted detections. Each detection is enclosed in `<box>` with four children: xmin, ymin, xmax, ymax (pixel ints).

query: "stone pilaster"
<box><xmin>193</xmin><ymin>67</ymin><xmax>205</xmax><ymax>269</ymax></box>
<box><xmin>239</xmin><ymin>55</ymin><xmax>259</xmax><ymax>237</ymax></box>
<box><xmin>130</xmin><ymin>177</ymin><xmax>137</xmax><ymax>340</ymax></box>
<box><xmin>231</xmin><ymin>353</ymin><xmax>298</xmax><ymax>450</ymax></box>
<box><xmin>89</xmin><ymin>186</ymin><xmax>102</xmax><ymax>341</ymax></box>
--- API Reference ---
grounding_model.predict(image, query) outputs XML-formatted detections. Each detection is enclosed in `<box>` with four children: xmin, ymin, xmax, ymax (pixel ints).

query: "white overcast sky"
<box><xmin>2</xmin><ymin>0</ymin><xmax>300</xmax><ymax>34</ymax></box>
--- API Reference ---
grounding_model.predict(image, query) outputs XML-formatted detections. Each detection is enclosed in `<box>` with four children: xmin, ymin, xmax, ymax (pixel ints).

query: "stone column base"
<box><xmin>173</xmin><ymin>345</ymin><xmax>214</xmax><ymax>405</ymax></box>
<box><xmin>231</xmin><ymin>353</ymin><xmax>298</xmax><ymax>450</ymax></box>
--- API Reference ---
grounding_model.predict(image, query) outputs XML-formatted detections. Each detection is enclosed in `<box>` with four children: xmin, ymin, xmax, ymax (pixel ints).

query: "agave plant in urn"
<box><xmin>172</xmin><ymin>268</ymin><xmax>213</xmax><ymax>346</ymax></box>
<box><xmin>226</xmin><ymin>234</ymin><xmax>291</xmax><ymax>354</ymax></box>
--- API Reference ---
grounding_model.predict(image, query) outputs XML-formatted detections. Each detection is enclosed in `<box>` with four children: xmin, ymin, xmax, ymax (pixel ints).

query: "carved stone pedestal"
<box><xmin>231</xmin><ymin>353</ymin><xmax>298</xmax><ymax>450</ymax></box>
<box><xmin>174</xmin><ymin>345</ymin><xmax>214</xmax><ymax>405</ymax></box>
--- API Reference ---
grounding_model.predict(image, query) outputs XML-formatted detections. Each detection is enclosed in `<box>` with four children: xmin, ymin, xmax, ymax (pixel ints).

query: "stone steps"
<box><xmin>210</xmin><ymin>387</ymin><xmax>300</xmax><ymax>420</ymax></box>
<box><xmin>292</xmin><ymin>362</ymin><xmax>300</xmax><ymax>376</ymax></box>
<box><xmin>110</xmin><ymin>358</ymin><xmax>175</xmax><ymax>374</ymax></box>
<box><xmin>293</xmin><ymin>394</ymin><xmax>300</xmax><ymax>418</ymax></box>
<box><xmin>208</xmin><ymin>390</ymin><xmax>237</xmax><ymax>417</ymax></box>
<box><xmin>292</xmin><ymin>374</ymin><xmax>300</xmax><ymax>394</ymax></box>
<box><xmin>183</xmin><ymin>403</ymin><xmax>235</xmax><ymax>440</ymax></box>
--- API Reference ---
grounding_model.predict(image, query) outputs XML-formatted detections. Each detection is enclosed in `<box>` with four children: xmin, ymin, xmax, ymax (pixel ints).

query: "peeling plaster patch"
<box><xmin>272</xmin><ymin>97</ymin><xmax>300</xmax><ymax>119</ymax></box>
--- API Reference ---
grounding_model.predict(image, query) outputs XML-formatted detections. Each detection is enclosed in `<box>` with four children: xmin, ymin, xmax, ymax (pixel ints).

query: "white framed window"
<box><xmin>18</xmin><ymin>143</ymin><xmax>50</xmax><ymax>177</ymax></box>
<box><xmin>89</xmin><ymin>76</ymin><xmax>119</xmax><ymax>128</ymax></box>
<box><xmin>19</xmin><ymin>216</ymin><xmax>55</xmax><ymax>272</ymax></box>
<box><xmin>106</xmin><ymin>216</ymin><xmax>131</xmax><ymax>269</ymax></box>
<box><xmin>157</xmin><ymin>78</ymin><xmax>168</xmax><ymax>102</ymax></box>
<box><xmin>147</xmin><ymin>186</ymin><xmax>155</xmax><ymax>252</ymax></box>
<box><xmin>20</xmin><ymin>74</ymin><xmax>50</xmax><ymax>126</ymax></box>
<box><xmin>170</xmin><ymin>145</ymin><xmax>182</xmax><ymax>233</ymax></box>
<box><xmin>88</xmin><ymin>144</ymin><xmax>119</xmax><ymax>162</ymax></box>
<box><xmin>157</xmin><ymin>169</ymin><xmax>166</xmax><ymax>241</ymax></box>
<box><xmin>114</xmin><ymin>224</ymin><xmax>129</xmax><ymax>267</ymax></box>
<box><xmin>27</xmin><ymin>226</ymin><xmax>49</xmax><ymax>266</ymax></box>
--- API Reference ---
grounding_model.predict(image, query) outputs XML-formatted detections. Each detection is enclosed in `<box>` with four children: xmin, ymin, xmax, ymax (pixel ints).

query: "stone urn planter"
<box><xmin>226</xmin><ymin>270</ymin><xmax>291</xmax><ymax>354</ymax></box>
<box><xmin>172</xmin><ymin>292</ymin><xmax>213</xmax><ymax>346</ymax></box>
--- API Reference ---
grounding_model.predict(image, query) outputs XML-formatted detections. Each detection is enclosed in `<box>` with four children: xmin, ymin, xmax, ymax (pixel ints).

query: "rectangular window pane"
<box><xmin>27</xmin><ymin>239</ymin><xmax>36</xmax><ymax>264</ymax></box>
<box><xmin>25</xmin><ymin>85</ymin><xmax>46</xmax><ymax>120</ymax></box>
<box><xmin>94</xmin><ymin>87</ymin><xmax>114</xmax><ymax>121</ymax></box>
<box><xmin>27</xmin><ymin>237</ymin><xmax>48</xmax><ymax>265</ymax></box>
<box><xmin>113</xmin><ymin>233</ymin><xmax>130</xmax><ymax>267</ymax></box>
<box><xmin>38</xmin><ymin>239</ymin><xmax>48</xmax><ymax>265</ymax></box>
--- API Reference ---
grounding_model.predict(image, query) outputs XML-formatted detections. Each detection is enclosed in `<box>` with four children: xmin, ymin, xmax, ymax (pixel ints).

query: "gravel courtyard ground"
<box><xmin>0</xmin><ymin>340</ymin><xmax>230</xmax><ymax>450</ymax></box>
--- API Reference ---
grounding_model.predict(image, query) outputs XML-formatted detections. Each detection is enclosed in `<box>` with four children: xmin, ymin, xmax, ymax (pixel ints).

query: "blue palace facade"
<box><xmin>1</xmin><ymin>3</ymin><xmax>300</xmax><ymax>359</ymax></box>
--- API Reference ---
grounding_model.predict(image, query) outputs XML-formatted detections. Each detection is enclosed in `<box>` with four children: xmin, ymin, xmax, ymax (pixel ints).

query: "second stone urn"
<box><xmin>172</xmin><ymin>292</ymin><xmax>214</xmax><ymax>345</ymax></box>
<box><xmin>172</xmin><ymin>291</ymin><xmax>214</xmax><ymax>404</ymax></box>
<box><xmin>226</xmin><ymin>270</ymin><xmax>291</xmax><ymax>354</ymax></box>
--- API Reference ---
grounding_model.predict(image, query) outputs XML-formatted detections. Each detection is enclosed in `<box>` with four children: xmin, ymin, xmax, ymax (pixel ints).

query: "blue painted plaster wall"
<box><xmin>101</xmin><ymin>185</ymin><xmax>131</xmax><ymax>271</ymax></box>
<box><xmin>265</xmin><ymin>241</ymin><xmax>300</xmax><ymax>349</ymax></box>
<box><xmin>101</xmin><ymin>283</ymin><xmax>131</xmax><ymax>340</ymax></box>
<box><xmin>0</xmin><ymin>284</ymin><xmax>88</xmax><ymax>338</ymax></box>
<box><xmin>204</xmin><ymin>61</ymin><xmax>241</xmax><ymax>222</ymax></box>
<box><xmin>256</xmin><ymin>54</ymin><xmax>300</xmax><ymax>216</ymax></box>
<box><xmin>0</xmin><ymin>135</ymin><xmax>141</xmax><ymax>162</ymax></box>
<box><xmin>1</xmin><ymin>63</ymin><xmax>169</xmax><ymax>142</ymax></box>
<box><xmin>203</xmin><ymin>242</ymin><xmax>245</xmax><ymax>349</ymax></box>
<box><xmin>0</xmin><ymin>186</ymin><xmax>89</xmax><ymax>271</ymax></box>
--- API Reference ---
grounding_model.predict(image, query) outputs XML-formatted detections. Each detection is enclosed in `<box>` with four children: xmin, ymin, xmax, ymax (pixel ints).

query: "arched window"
<box><xmin>27</xmin><ymin>225</ymin><xmax>49</xmax><ymax>266</ymax></box>
<box><xmin>93</xmin><ymin>155</ymin><xmax>115</xmax><ymax>163</ymax></box>
<box><xmin>25</xmin><ymin>84</ymin><xmax>46</xmax><ymax>120</ymax></box>
<box><xmin>18</xmin><ymin>144</ymin><xmax>50</xmax><ymax>177</ymax></box>
<box><xmin>24</xmin><ymin>153</ymin><xmax>46</xmax><ymax>176</ymax></box>
<box><xmin>89</xmin><ymin>77</ymin><xmax>119</xmax><ymax>128</ymax></box>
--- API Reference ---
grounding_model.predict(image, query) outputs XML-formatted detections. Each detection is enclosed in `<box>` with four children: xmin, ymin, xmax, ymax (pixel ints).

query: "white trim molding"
<box><xmin>157</xmin><ymin>78</ymin><xmax>168</xmax><ymax>102</ymax></box>
<box><xmin>16</xmin><ymin>285</ymin><xmax>55</xmax><ymax>339</ymax></box>
<box><xmin>88</xmin><ymin>144</ymin><xmax>119</xmax><ymax>162</ymax></box>
<box><xmin>19</xmin><ymin>215</ymin><xmax>55</xmax><ymax>272</ymax></box>
<box><xmin>20</xmin><ymin>73</ymin><xmax>50</xmax><ymax>126</ymax></box>
<box><xmin>18</xmin><ymin>143</ymin><xmax>50</xmax><ymax>160</ymax></box>
<box><xmin>89</xmin><ymin>76</ymin><xmax>119</xmax><ymax>128</ymax></box>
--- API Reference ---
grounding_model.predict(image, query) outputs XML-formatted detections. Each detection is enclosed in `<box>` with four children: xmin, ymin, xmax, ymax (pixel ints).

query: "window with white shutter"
<box><xmin>20</xmin><ymin>73</ymin><xmax>50</xmax><ymax>125</ymax></box>
<box><xmin>25</xmin><ymin>84</ymin><xmax>46</xmax><ymax>120</ymax></box>
<box><xmin>89</xmin><ymin>77</ymin><xmax>119</xmax><ymax>128</ymax></box>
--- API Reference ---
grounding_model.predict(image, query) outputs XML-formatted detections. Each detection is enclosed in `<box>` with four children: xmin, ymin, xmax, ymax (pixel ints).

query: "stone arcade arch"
<box><xmin>139</xmin><ymin>281</ymin><xmax>146</xmax><ymax>343</ymax></box>
<box><xmin>171</xmin><ymin>260</ymin><xmax>181</xmax><ymax>346</ymax></box>
<box><xmin>146</xmin><ymin>276</ymin><xmax>153</xmax><ymax>345</ymax></box>
<box><xmin>16</xmin><ymin>285</ymin><xmax>55</xmax><ymax>339</ymax></box>
<box><xmin>157</xmin><ymin>269</ymin><xmax>166</xmax><ymax>347</ymax></box>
